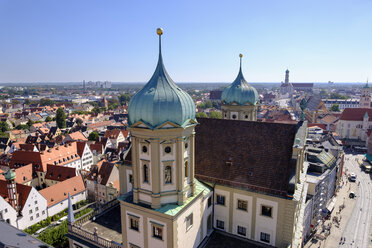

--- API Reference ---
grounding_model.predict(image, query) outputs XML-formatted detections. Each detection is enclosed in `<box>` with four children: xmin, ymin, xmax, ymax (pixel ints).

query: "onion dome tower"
<box><xmin>127</xmin><ymin>28</ymin><xmax>197</xmax><ymax>209</ymax></box>
<box><xmin>128</xmin><ymin>29</ymin><xmax>196</xmax><ymax>129</ymax></box>
<box><xmin>221</xmin><ymin>54</ymin><xmax>258</xmax><ymax>121</ymax></box>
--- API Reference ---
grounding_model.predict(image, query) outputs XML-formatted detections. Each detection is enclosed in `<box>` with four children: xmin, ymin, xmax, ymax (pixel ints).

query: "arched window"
<box><xmin>185</xmin><ymin>161</ymin><xmax>189</xmax><ymax>178</ymax></box>
<box><xmin>165</xmin><ymin>166</ymin><xmax>172</xmax><ymax>184</ymax></box>
<box><xmin>143</xmin><ymin>164</ymin><xmax>149</xmax><ymax>183</ymax></box>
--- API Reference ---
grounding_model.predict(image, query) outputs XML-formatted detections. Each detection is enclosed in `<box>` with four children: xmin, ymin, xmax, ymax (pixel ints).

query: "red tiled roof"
<box><xmin>67</xmin><ymin>131</ymin><xmax>87</xmax><ymax>141</ymax></box>
<box><xmin>308</xmin><ymin>123</ymin><xmax>327</xmax><ymax>130</ymax></box>
<box><xmin>87</xmin><ymin>161</ymin><xmax>116</xmax><ymax>185</ymax></box>
<box><xmin>10</xmin><ymin>142</ymin><xmax>82</xmax><ymax>172</ymax></box>
<box><xmin>90</xmin><ymin>143</ymin><xmax>103</xmax><ymax>154</ymax></box>
<box><xmin>39</xmin><ymin>175</ymin><xmax>85</xmax><ymax>207</ymax></box>
<box><xmin>104</xmin><ymin>129</ymin><xmax>121</xmax><ymax>139</ymax></box>
<box><xmin>45</xmin><ymin>164</ymin><xmax>76</xmax><ymax>182</ymax></box>
<box><xmin>0</xmin><ymin>179</ymin><xmax>32</xmax><ymax>211</ymax></box>
<box><xmin>87</xmin><ymin>120</ymin><xmax>114</xmax><ymax>130</ymax></box>
<box><xmin>0</xmin><ymin>164</ymin><xmax>33</xmax><ymax>184</ymax></box>
<box><xmin>340</xmin><ymin>108</ymin><xmax>372</xmax><ymax>121</ymax></box>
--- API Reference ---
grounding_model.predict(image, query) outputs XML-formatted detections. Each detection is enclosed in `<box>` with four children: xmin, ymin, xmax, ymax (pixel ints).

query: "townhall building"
<box><xmin>67</xmin><ymin>29</ymin><xmax>309</xmax><ymax>248</ymax></box>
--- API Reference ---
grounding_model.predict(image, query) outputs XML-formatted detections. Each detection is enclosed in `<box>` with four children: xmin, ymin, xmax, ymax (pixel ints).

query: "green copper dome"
<box><xmin>128</xmin><ymin>29</ymin><xmax>196</xmax><ymax>129</ymax></box>
<box><xmin>4</xmin><ymin>169</ymin><xmax>16</xmax><ymax>180</ymax></box>
<box><xmin>221</xmin><ymin>55</ymin><xmax>258</xmax><ymax>106</ymax></box>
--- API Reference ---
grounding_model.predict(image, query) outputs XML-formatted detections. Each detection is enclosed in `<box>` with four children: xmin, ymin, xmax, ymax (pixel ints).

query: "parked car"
<box><xmin>349</xmin><ymin>173</ymin><xmax>356</xmax><ymax>182</ymax></box>
<box><xmin>56</xmin><ymin>216</ymin><xmax>67</xmax><ymax>225</ymax></box>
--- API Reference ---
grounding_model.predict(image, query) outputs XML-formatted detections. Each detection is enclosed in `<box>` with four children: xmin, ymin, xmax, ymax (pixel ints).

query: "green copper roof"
<box><xmin>364</xmin><ymin>82</ymin><xmax>370</xmax><ymax>88</ymax></box>
<box><xmin>128</xmin><ymin>30</ymin><xmax>196</xmax><ymax>129</ymax></box>
<box><xmin>221</xmin><ymin>55</ymin><xmax>258</xmax><ymax>106</ymax></box>
<box><xmin>4</xmin><ymin>169</ymin><xmax>16</xmax><ymax>180</ymax></box>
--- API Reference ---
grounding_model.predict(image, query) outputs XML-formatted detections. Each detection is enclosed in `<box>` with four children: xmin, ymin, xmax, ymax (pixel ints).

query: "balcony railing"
<box><xmin>68</xmin><ymin>224</ymin><xmax>122</xmax><ymax>248</ymax></box>
<box><xmin>68</xmin><ymin>199</ymin><xmax>122</xmax><ymax>248</ymax></box>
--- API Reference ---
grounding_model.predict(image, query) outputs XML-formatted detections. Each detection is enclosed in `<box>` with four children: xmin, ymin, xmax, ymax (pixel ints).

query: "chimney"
<box><xmin>4</xmin><ymin>169</ymin><xmax>18</xmax><ymax>211</ymax></box>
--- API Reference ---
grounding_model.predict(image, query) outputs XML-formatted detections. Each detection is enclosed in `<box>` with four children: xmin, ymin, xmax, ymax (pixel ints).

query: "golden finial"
<box><xmin>239</xmin><ymin>53</ymin><xmax>243</xmax><ymax>58</ymax></box>
<box><xmin>157</xmin><ymin>28</ymin><xmax>163</xmax><ymax>36</ymax></box>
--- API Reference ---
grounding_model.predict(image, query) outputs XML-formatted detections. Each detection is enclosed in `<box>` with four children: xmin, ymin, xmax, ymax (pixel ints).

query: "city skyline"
<box><xmin>1</xmin><ymin>0</ymin><xmax>372</xmax><ymax>83</ymax></box>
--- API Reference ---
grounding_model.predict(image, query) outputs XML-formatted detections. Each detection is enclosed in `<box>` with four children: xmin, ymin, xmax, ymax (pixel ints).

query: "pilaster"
<box><xmin>151</xmin><ymin>138</ymin><xmax>161</xmax><ymax>209</ymax></box>
<box><xmin>189</xmin><ymin>132</ymin><xmax>196</xmax><ymax>196</ymax></box>
<box><xmin>132</xmin><ymin>136</ymin><xmax>139</xmax><ymax>204</ymax></box>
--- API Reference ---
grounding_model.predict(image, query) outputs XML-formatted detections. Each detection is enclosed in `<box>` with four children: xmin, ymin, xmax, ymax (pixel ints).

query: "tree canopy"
<box><xmin>88</xmin><ymin>131</ymin><xmax>99</xmax><ymax>141</ymax></box>
<box><xmin>56</xmin><ymin>108</ymin><xmax>66</xmax><ymax>129</ymax></box>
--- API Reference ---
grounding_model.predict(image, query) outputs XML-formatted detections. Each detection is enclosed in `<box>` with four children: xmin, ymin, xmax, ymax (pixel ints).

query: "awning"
<box><xmin>326</xmin><ymin>197</ymin><xmax>337</xmax><ymax>212</ymax></box>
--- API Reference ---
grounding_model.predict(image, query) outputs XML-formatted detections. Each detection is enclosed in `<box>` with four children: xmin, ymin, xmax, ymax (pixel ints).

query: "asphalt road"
<box><xmin>340</xmin><ymin>154</ymin><xmax>372</xmax><ymax>248</ymax></box>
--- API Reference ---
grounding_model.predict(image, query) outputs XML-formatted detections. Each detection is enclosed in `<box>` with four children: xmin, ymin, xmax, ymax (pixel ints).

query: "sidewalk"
<box><xmin>304</xmin><ymin>171</ymin><xmax>357</xmax><ymax>248</ymax></box>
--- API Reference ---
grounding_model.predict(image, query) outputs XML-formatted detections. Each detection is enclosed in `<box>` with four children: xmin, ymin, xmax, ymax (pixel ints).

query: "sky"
<box><xmin>0</xmin><ymin>0</ymin><xmax>371</xmax><ymax>83</ymax></box>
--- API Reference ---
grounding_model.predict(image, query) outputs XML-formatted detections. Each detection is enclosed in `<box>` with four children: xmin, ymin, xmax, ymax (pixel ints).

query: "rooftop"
<box><xmin>119</xmin><ymin>180</ymin><xmax>210</xmax><ymax>217</ymax></box>
<box><xmin>0</xmin><ymin>220</ymin><xmax>52</xmax><ymax>248</ymax></box>
<box><xmin>80</xmin><ymin>205</ymin><xmax>122</xmax><ymax>243</ymax></box>
<box><xmin>195</xmin><ymin>118</ymin><xmax>303</xmax><ymax>198</ymax></box>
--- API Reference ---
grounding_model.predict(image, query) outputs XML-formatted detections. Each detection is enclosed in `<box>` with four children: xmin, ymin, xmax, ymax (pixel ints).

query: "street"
<box><xmin>340</xmin><ymin>154</ymin><xmax>372</xmax><ymax>248</ymax></box>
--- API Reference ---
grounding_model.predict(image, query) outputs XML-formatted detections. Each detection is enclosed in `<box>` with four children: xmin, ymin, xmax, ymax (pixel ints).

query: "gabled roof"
<box><xmin>104</xmin><ymin>129</ymin><xmax>122</xmax><ymax>139</ymax></box>
<box><xmin>45</xmin><ymin>164</ymin><xmax>76</xmax><ymax>182</ymax></box>
<box><xmin>195</xmin><ymin>118</ymin><xmax>298</xmax><ymax>197</ymax></box>
<box><xmin>90</xmin><ymin>143</ymin><xmax>103</xmax><ymax>154</ymax></box>
<box><xmin>67</xmin><ymin>131</ymin><xmax>87</xmax><ymax>141</ymax></box>
<box><xmin>87</xmin><ymin>160</ymin><xmax>116</xmax><ymax>185</ymax></box>
<box><xmin>0</xmin><ymin>180</ymin><xmax>32</xmax><ymax>211</ymax></box>
<box><xmin>340</xmin><ymin>108</ymin><xmax>372</xmax><ymax>121</ymax></box>
<box><xmin>39</xmin><ymin>175</ymin><xmax>85</xmax><ymax>207</ymax></box>
<box><xmin>10</xmin><ymin>142</ymin><xmax>82</xmax><ymax>172</ymax></box>
<box><xmin>0</xmin><ymin>164</ymin><xmax>33</xmax><ymax>184</ymax></box>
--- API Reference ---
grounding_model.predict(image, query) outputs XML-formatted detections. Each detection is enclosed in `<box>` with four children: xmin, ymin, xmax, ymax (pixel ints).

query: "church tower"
<box><xmin>119</xmin><ymin>28</ymin><xmax>211</xmax><ymax>248</ymax></box>
<box><xmin>127</xmin><ymin>28</ymin><xmax>197</xmax><ymax>208</ymax></box>
<box><xmin>221</xmin><ymin>54</ymin><xmax>258</xmax><ymax>121</ymax></box>
<box><xmin>360</xmin><ymin>81</ymin><xmax>371</xmax><ymax>108</ymax></box>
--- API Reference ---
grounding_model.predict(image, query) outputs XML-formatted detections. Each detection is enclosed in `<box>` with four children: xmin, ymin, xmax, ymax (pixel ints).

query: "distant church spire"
<box><xmin>285</xmin><ymin>69</ymin><xmax>290</xmax><ymax>84</ymax></box>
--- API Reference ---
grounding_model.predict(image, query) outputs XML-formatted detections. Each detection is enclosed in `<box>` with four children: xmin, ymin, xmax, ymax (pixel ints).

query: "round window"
<box><xmin>165</xmin><ymin>146</ymin><xmax>171</xmax><ymax>153</ymax></box>
<box><xmin>142</xmin><ymin>146</ymin><xmax>147</xmax><ymax>153</ymax></box>
<box><xmin>232</xmin><ymin>114</ymin><xmax>237</xmax><ymax>119</ymax></box>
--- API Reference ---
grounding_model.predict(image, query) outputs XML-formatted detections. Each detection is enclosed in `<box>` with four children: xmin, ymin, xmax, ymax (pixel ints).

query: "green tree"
<box><xmin>45</xmin><ymin>116</ymin><xmax>52</xmax><ymax>122</ymax></box>
<box><xmin>75</xmin><ymin>118</ymin><xmax>83</xmax><ymax>126</ymax></box>
<box><xmin>119</xmin><ymin>93</ymin><xmax>131</xmax><ymax>105</ymax></box>
<box><xmin>88</xmin><ymin>131</ymin><xmax>99</xmax><ymax>141</ymax></box>
<box><xmin>16</xmin><ymin>124</ymin><xmax>29</xmax><ymax>130</ymax></box>
<box><xmin>0</xmin><ymin>121</ymin><xmax>10</xmax><ymax>132</ymax></box>
<box><xmin>329</xmin><ymin>93</ymin><xmax>348</xmax><ymax>99</ymax></box>
<box><xmin>27</xmin><ymin>119</ymin><xmax>34</xmax><ymax>127</ymax></box>
<box><xmin>196</xmin><ymin>112</ymin><xmax>208</xmax><ymax>118</ymax></box>
<box><xmin>209</xmin><ymin>111</ymin><xmax>222</xmax><ymax>119</ymax></box>
<box><xmin>12</xmin><ymin>99</ymin><xmax>21</xmax><ymax>105</ymax></box>
<box><xmin>40</xmin><ymin>98</ymin><xmax>56</xmax><ymax>106</ymax></box>
<box><xmin>330</xmin><ymin>104</ymin><xmax>340</xmax><ymax>112</ymax></box>
<box><xmin>56</xmin><ymin>108</ymin><xmax>66</xmax><ymax>129</ymax></box>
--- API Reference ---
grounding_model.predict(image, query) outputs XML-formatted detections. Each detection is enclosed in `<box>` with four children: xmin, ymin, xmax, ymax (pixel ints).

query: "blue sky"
<box><xmin>0</xmin><ymin>0</ymin><xmax>371</xmax><ymax>83</ymax></box>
